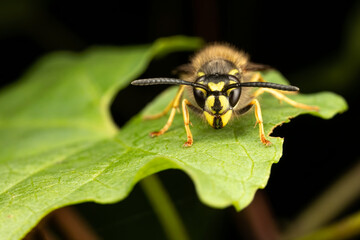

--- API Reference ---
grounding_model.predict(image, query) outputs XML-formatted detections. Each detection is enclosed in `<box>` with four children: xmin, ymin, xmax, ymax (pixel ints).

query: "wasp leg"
<box><xmin>149</xmin><ymin>86</ymin><xmax>185</xmax><ymax>137</ymax></box>
<box><xmin>248</xmin><ymin>99</ymin><xmax>272</xmax><ymax>146</ymax></box>
<box><xmin>248</xmin><ymin>72</ymin><xmax>265</xmax><ymax>83</ymax></box>
<box><xmin>182</xmin><ymin>99</ymin><xmax>193</xmax><ymax>147</ymax></box>
<box><xmin>248</xmin><ymin>72</ymin><xmax>297</xmax><ymax>94</ymax></box>
<box><xmin>249</xmin><ymin>72</ymin><xmax>319</xmax><ymax>110</ymax></box>
<box><xmin>253</xmin><ymin>88</ymin><xmax>319</xmax><ymax>111</ymax></box>
<box><xmin>144</xmin><ymin>86</ymin><xmax>185</xmax><ymax>120</ymax></box>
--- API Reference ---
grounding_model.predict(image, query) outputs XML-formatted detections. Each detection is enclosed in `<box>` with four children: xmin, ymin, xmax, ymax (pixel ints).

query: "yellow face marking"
<box><xmin>204</xmin><ymin>111</ymin><xmax>214</xmax><ymax>127</ymax></box>
<box><xmin>197</xmin><ymin>71</ymin><xmax>205</xmax><ymax>77</ymax></box>
<box><xmin>205</xmin><ymin>96</ymin><xmax>216</xmax><ymax>113</ymax></box>
<box><xmin>205</xmin><ymin>95</ymin><xmax>230</xmax><ymax>114</ymax></box>
<box><xmin>226</xmin><ymin>88</ymin><xmax>235</xmax><ymax>96</ymax></box>
<box><xmin>203</xmin><ymin>110</ymin><xmax>233</xmax><ymax>128</ymax></box>
<box><xmin>208</xmin><ymin>82</ymin><xmax>225</xmax><ymax>91</ymax></box>
<box><xmin>196</xmin><ymin>87</ymin><xmax>206</xmax><ymax>96</ymax></box>
<box><xmin>228</xmin><ymin>69</ymin><xmax>239</xmax><ymax>76</ymax></box>
<box><xmin>220</xmin><ymin>110</ymin><xmax>233</xmax><ymax>127</ymax></box>
<box><xmin>218</xmin><ymin>95</ymin><xmax>229</xmax><ymax>114</ymax></box>
<box><xmin>229</xmin><ymin>80</ymin><xmax>237</xmax><ymax>84</ymax></box>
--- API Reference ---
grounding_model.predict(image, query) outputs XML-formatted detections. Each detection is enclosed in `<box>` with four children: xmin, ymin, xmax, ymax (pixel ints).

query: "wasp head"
<box><xmin>193</xmin><ymin>60</ymin><xmax>242</xmax><ymax>129</ymax></box>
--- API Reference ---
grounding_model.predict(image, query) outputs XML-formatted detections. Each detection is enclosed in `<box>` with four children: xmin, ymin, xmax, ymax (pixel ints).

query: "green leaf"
<box><xmin>0</xmin><ymin>36</ymin><xmax>347</xmax><ymax>239</ymax></box>
<box><xmin>119</xmin><ymin>70</ymin><xmax>347</xmax><ymax>210</ymax></box>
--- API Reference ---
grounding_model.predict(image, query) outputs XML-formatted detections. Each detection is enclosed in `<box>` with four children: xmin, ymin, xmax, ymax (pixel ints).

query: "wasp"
<box><xmin>131</xmin><ymin>43</ymin><xmax>319</xmax><ymax>147</ymax></box>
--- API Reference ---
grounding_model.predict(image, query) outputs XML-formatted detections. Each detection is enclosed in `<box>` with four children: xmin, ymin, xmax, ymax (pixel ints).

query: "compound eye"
<box><xmin>228</xmin><ymin>88</ymin><xmax>241</xmax><ymax>107</ymax></box>
<box><xmin>193</xmin><ymin>88</ymin><xmax>207</xmax><ymax>108</ymax></box>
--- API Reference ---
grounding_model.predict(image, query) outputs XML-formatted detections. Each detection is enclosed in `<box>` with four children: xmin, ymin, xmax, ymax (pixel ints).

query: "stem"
<box><xmin>295</xmin><ymin>210</ymin><xmax>360</xmax><ymax>240</ymax></box>
<box><xmin>52</xmin><ymin>207</ymin><xmax>100</xmax><ymax>240</ymax></box>
<box><xmin>140</xmin><ymin>174</ymin><xmax>189</xmax><ymax>240</ymax></box>
<box><xmin>233</xmin><ymin>190</ymin><xmax>280</xmax><ymax>240</ymax></box>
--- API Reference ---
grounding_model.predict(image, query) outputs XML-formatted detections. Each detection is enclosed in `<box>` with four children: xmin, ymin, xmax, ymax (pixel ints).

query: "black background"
<box><xmin>1</xmin><ymin>0</ymin><xmax>359</xmax><ymax>239</ymax></box>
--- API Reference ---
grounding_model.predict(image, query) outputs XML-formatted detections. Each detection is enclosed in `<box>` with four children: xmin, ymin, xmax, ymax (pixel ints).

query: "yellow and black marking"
<box><xmin>131</xmin><ymin>43</ymin><xmax>319</xmax><ymax>147</ymax></box>
<box><xmin>208</xmin><ymin>82</ymin><xmax>225</xmax><ymax>91</ymax></box>
<box><xmin>197</xmin><ymin>71</ymin><xmax>205</xmax><ymax>77</ymax></box>
<box><xmin>228</xmin><ymin>68</ymin><xmax>239</xmax><ymax>76</ymax></box>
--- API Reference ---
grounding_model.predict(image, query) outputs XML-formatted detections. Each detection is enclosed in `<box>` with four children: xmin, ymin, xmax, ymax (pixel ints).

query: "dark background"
<box><xmin>1</xmin><ymin>0</ymin><xmax>359</xmax><ymax>239</ymax></box>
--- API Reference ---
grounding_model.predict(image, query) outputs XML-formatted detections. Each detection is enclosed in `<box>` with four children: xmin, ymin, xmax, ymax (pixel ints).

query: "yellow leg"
<box><xmin>250</xmin><ymin>99</ymin><xmax>271</xmax><ymax>146</ymax></box>
<box><xmin>150</xmin><ymin>108</ymin><xmax>177</xmax><ymax>137</ymax></box>
<box><xmin>249</xmin><ymin>72</ymin><xmax>318</xmax><ymax>110</ymax></box>
<box><xmin>144</xmin><ymin>100</ymin><xmax>174</xmax><ymax>120</ymax></box>
<box><xmin>248</xmin><ymin>72</ymin><xmax>265</xmax><ymax>83</ymax></box>
<box><xmin>149</xmin><ymin>86</ymin><xmax>185</xmax><ymax>137</ymax></box>
<box><xmin>253</xmin><ymin>88</ymin><xmax>319</xmax><ymax>111</ymax></box>
<box><xmin>144</xmin><ymin>86</ymin><xmax>185</xmax><ymax>120</ymax></box>
<box><xmin>249</xmin><ymin>72</ymin><xmax>296</xmax><ymax>94</ymax></box>
<box><xmin>182</xmin><ymin>99</ymin><xmax>193</xmax><ymax>147</ymax></box>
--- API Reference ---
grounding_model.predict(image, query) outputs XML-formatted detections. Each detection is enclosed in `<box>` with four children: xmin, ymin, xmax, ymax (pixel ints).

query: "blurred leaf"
<box><xmin>0</xmin><ymin>36</ymin><xmax>346</xmax><ymax>239</ymax></box>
